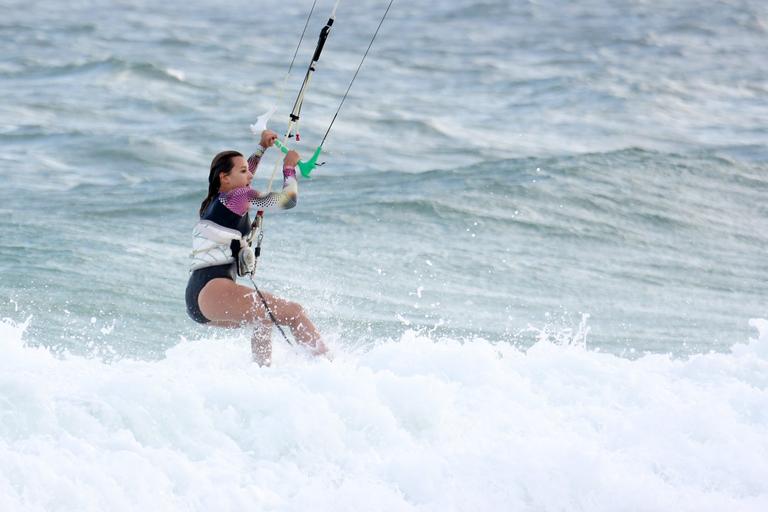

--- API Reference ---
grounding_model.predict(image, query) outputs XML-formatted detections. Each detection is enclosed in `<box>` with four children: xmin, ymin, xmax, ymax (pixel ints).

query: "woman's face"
<box><xmin>219</xmin><ymin>156</ymin><xmax>252</xmax><ymax>192</ymax></box>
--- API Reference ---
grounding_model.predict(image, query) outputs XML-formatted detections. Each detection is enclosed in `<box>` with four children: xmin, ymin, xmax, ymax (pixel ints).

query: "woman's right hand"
<box><xmin>284</xmin><ymin>150</ymin><xmax>300</xmax><ymax>168</ymax></box>
<box><xmin>260</xmin><ymin>129</ymin><xmax>278</xmax><ymax>148</ymax></box>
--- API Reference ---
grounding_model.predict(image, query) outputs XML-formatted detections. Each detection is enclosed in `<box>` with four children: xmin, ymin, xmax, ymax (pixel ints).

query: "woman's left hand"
<box><xmin>260</xmin><ymin>130</ymin><xmax>278</xmax><ymax>148</ymax></box>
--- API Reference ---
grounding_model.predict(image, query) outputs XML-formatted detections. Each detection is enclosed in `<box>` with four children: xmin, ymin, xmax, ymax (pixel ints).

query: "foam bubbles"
<box><xmin>1</xmin><ymin>318</ymin><xmax>767</xmax><ymax>511</ymax></box>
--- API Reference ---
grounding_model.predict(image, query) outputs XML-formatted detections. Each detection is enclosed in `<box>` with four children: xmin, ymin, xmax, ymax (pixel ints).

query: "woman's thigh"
<box><xmin>198</xmin><ymin>278</ymin><xmax>266</xmax><ymax>326</ymax></box>
<box><xmin>249</xmin><ymin>289</ymin><xmax>306</xmax><ymax>326</ymax></box>
<box><xmin>198</xmin><ymin>278</ymin><xmax>303</xmax><ymax>328</ymax></box>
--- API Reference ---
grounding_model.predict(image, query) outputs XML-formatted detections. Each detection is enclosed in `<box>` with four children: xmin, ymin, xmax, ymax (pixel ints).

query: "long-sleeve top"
<box><xmin>189</xmin><ymin>148</ymin><xmax>298</xmax><ymax>271</ymax></box>
<box><xmin>217</xmin><ymin>150</ymin><xmax>298</xmax><ymax>215</ymax></box>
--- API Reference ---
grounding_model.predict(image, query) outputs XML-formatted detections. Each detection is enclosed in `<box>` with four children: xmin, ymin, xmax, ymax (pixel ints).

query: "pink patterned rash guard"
<box><xmin>218</xmin><ymin>150</ymin><xmax>298</xmax><ymax>215</ymax></box>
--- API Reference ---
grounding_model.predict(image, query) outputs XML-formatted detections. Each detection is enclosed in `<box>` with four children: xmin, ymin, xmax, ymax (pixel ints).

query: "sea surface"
<box><xmin>1</xmin><ymin>0</ymin><xmax>767</xmax><ymax>510</ymax></box>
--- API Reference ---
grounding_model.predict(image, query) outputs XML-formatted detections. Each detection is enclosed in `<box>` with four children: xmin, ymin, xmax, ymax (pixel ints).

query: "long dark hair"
<box><xmin>199</xmin><ymin>150</ymin><xmax>243</xmax><ymax>217</ymax></box>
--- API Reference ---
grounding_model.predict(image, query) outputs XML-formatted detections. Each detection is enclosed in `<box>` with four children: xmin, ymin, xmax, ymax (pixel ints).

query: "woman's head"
<box><xmin>199</xmin><ymin>150</ymin><xmax>244</xmax><ymax>216</ymax></box>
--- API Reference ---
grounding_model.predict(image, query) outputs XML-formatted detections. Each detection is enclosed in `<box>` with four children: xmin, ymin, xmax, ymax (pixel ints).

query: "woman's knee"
<box><xmin>277</xmin><ymin>300</ymin><xmax>306</xmax><ymax>325</ymax></box>
<box><xmin>291</xmin><ymin>301</ymin><xmax>308</xmax><ymax>321</ymax></box>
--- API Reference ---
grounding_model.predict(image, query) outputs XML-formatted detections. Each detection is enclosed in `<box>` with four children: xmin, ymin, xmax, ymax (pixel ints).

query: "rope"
<box><xmin>287</xmin><ymin>0</ymin><xmax>319</xmax><ymax>77</ymax></box>
<box><xmin>320</xmin><ymin>0</ymin><xmax>394</xmax><ymax>146</ymax></box>
<box><xmin>263</xmin><ymin>1</ymin><xmax>321</xmax><ymax>194</ymax></box>
<box><xmin>241</xmin><ymin>2</ymin><xmax>349</xmax><ymax>351</ymax></box>
<box><xmin>249</xmin><ymin>1</ymin><xmax>393</xmax><ymax>346</ymax></box>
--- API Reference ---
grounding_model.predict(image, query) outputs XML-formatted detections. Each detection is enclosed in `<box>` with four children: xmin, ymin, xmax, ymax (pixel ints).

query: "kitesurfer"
<box><xmin>186</xmin><ymin>129</ymin><xmax>327</xmax><ymax>366</ymax></box>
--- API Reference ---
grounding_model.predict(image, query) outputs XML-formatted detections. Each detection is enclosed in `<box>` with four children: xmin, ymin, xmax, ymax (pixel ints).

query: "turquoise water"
<box><xmin>1</xmin><ymin>0</ymin><xmax>767</xmax><ymax>509</ymax></box>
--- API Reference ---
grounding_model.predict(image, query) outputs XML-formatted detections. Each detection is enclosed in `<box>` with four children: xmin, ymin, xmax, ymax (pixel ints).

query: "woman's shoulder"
<box><xmin>219</xmin><ymin>187</ymin><xmax>259</xmax><ymax>215</ymax></box>
<box><xmin>221</xmin><ymin>187</ymin><xmax>257</xmax><ymax>199</ymax></box>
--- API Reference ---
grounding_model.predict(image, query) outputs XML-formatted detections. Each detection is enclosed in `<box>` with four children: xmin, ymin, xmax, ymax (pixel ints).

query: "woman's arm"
<box><xmin>247</xmin><ymin>130</ymin><xmax>279</xmax><ymax>174</ymax></box>
<box><xmin>247</xmin><ymin>149</ymin><xmax>264</xmax><ymax>174</ymax></box>
<box><xmin>245</xmin><ymin>165</ymin><xmax>298</xmax><ymax>210</ymax></box>
<box><xmin>219</xmin><ymin>172</ymin><xmax>297</xmax><ymax>214</ymax></box>
<box><xmin>220</xmin><ymin>151</ymin><xmax>300</xmax><ymax>214</ymax></box>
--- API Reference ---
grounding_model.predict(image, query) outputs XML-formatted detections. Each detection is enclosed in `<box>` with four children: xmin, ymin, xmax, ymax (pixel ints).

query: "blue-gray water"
<box><xmin>2</xmin><ymin>1</ymin><xmax>768</xmax><ymax>510</ymax></box>
<box><xmin>2</xmin><ymin>0</ymin><xmax>765</xmax><ymax>356</ymax></box>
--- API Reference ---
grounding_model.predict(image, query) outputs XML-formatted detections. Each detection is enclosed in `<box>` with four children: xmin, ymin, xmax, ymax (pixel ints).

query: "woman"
<box><xmin>186</xmin><ymin>129</ymin><xmax>327</xmax><ymax>365</ymax></box>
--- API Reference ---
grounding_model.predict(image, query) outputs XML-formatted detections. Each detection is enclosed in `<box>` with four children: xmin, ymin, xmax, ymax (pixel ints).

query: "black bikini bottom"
<box><xmin>185</xmin><ymin>263</ymin><xmax>236</xmax><ymax>324</ymax></box>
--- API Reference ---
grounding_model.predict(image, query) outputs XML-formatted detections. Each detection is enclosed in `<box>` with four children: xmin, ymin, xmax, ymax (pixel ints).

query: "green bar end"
<box><xmin>298</xmin><ymin>146</ymin><xmax>323</xmax><ymax>178</ymax></box>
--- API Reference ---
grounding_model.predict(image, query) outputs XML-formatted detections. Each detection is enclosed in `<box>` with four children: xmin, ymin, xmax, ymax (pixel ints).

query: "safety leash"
<box><xmin>248</xmin><ymin>274</ymin><xmax>292</xmax><ymax>346</ymax></box>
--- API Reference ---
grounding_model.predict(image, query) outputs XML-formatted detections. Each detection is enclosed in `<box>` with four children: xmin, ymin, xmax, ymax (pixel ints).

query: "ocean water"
<box><xmin>1</xmin><ymin>0</ymin><xmax>767</xmax><ymax>510</ymax></box>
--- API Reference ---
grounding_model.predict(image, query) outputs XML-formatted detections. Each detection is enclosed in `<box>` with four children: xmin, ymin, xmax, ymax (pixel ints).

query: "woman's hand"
<box><xmin>284</xmin><ymin>150</ymin><xmax>300</xmax><ymax>168</ymax></box>
<box><xmin>260</xmin><ymin>130</ymin><xmax>278</xmax><ymax>148</ymax></box>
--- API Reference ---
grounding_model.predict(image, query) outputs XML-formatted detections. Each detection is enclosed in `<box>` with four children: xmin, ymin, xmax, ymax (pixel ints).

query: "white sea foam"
<box><xmin>1</xmin><ymin>317</ymin><xmax>767</xmax><ymax>511</ymax></box>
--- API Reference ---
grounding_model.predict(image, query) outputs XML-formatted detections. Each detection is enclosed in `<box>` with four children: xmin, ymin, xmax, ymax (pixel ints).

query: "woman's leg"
<box><xmin>197</xmin><ymin>278</ymin><xmax>273</xmax><ymax>364</ymax></box>
<box><xmin>253</xmin><ymin>289</ymin><xmax>326</xmax><ymax>354</ymax></box>
<box><xmin>249</xmin><ymin>320</ymin><xmax>273</xmax><ymax>366</ymax></box>
<box><xmin>197</xmin><ymin>278</ymin><xmax>326</xmax><ymax>364</ymax></box>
